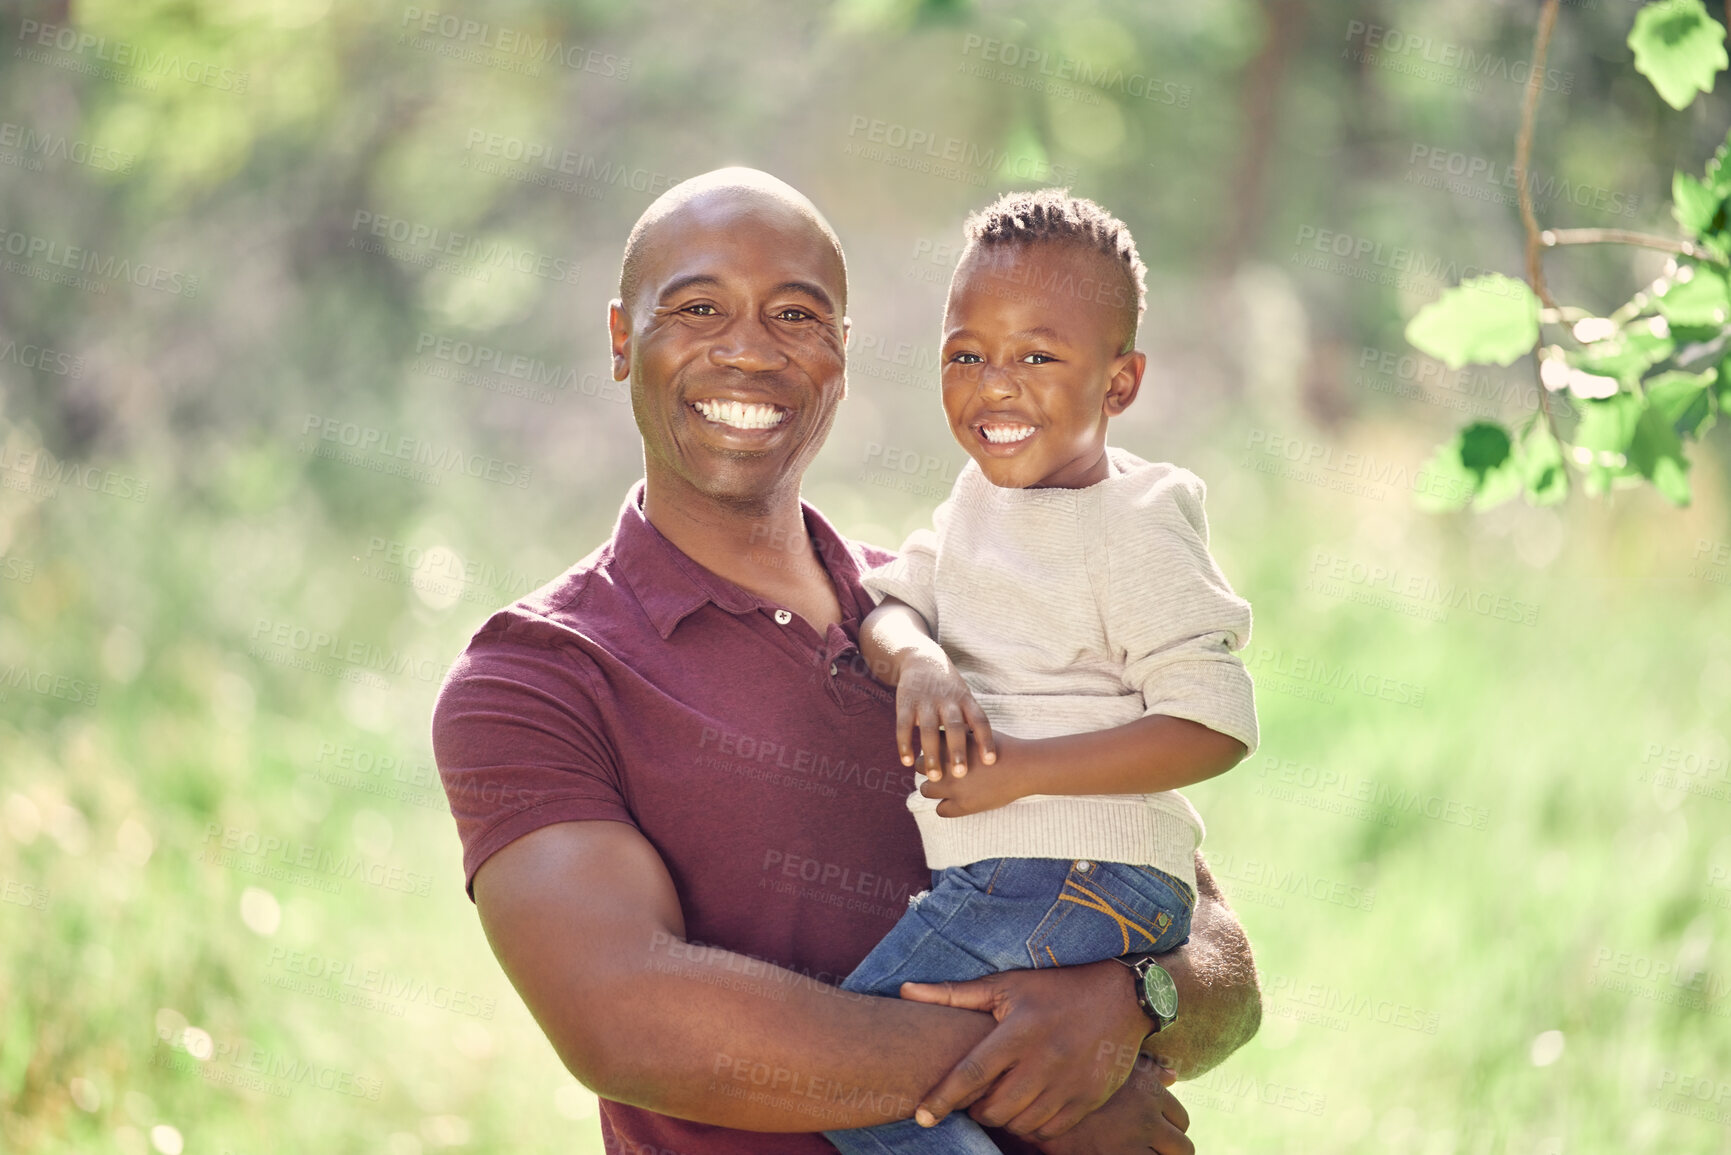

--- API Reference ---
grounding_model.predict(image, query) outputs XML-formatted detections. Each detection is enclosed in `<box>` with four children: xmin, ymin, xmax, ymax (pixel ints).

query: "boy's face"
<box><xmin>940</xmin><ymin>241</ymin><xmax>1144</xmax><ymax>489</ymax></box>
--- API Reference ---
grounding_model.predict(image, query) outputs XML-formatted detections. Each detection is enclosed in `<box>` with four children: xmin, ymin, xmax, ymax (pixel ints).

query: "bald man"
<box><xmin>433</xmin><ymin>169</ymin><xmax>1260</xmax><ymax>1155</ymax></box>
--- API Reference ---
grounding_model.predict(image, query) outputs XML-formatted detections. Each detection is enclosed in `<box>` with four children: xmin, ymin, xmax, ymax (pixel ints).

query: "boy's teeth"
<box><xmin>981</xmin><ymin>424</ymin><xmax>1036</xmax><ymax>444</ymax></box>
<box><xmin>693</xmin><ymin>399</ymin><xmax>785</xmax><ymax>430</ymax></box>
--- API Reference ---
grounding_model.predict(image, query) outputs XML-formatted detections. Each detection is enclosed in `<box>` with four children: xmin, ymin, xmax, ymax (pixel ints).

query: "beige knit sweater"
<box><xmin>862</xmin><ymin>446</ymin><xmax>1259</xmax><ymax>894</ymax></box>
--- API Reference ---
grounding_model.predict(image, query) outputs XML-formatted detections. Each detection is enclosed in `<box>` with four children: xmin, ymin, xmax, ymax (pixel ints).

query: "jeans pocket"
<box><xmin>1024</xmin><ymin>861</ymin><xmax>1192</xmax><ymax>968</ymax></box>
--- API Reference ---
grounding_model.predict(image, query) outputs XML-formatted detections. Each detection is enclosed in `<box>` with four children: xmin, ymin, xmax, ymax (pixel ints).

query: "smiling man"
<box><xmin>432</xmin><ymin>168</ymin><xmax>1261</xmax><ymax>1155</ymax></box>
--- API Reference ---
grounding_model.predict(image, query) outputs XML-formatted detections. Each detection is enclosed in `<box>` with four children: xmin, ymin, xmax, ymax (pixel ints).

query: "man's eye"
<box><xmin>950</xmin><ymin>352</ymin><xmax>983</xmax><ymax>365</ymax></box>
<box><xmin>683</xmin><ymin>304</ymin><xmax>718</xmax><ymax>316</ymax></box>
<box><xmin>775</xmin><ymin>308</ymin><xmax>814</xmax><ymax>322</ymax></box>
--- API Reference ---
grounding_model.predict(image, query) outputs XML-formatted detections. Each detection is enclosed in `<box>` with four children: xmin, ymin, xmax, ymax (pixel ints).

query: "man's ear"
<box><xmin>840</xmin><ymin>315</ymin><xmax>851</xmax><ymax>400</ymax></box>
<box><xmin>1104</xmin><ymin>349</ymin><xmax>1146</xmax><ymax>416</ymax></box>
<box><xmin>608</xmin><ymin>299</ymin><xmax>631</xmax><ymax>383</ymax></box>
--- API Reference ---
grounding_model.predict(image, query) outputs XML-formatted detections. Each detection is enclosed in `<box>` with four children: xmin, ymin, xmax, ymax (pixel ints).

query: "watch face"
<box><xmin>1143</xmin><ymin>962</ymin><xmax>1178</xmax><ymax>1021</ymax></box>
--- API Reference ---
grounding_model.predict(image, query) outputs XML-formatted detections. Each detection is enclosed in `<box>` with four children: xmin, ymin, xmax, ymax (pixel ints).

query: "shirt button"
<box><xmin>829</xmin><ymin>663</ymin><xmax>838</xmax><ymax>676</ymax></box>
<box><xmin>773</xmin><ymin>609</ymin><xmax>792</xmax><ymax>625</ymax></box>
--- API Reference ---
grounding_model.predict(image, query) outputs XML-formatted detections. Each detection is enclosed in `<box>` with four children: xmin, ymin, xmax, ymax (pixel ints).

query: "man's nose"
<box><xmin>708</xmin><ymin>314</ymin><xmax>789</xmax><ymax>373</ymax></box>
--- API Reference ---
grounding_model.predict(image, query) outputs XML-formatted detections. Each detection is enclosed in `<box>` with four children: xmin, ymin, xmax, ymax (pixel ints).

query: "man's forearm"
<box><xmin>476</xmin><ymin>822</ymin><xmax>996</xmax><ymax>1133</ymax></box>
<box><xmin>541</xmin><ymin>927</ymin><xmax>996</xmax><ymax>1131</ymax></box>
<box><xmin>1143</xmin><ymin>851</ymin><xmax>1262</xmax><ymax>1079</ymax></box>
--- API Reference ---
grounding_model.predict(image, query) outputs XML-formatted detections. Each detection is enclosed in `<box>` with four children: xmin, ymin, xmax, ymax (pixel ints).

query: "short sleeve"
<box><xmin>859</xmin><ymin>524</ymin><xmax>941</xmax><ymax>630</ymax></box>
<box><xmin>431</xmin><ymin>616</ymin><xmax>633</xmax><ymax>898</ymax></box>
<box><xmin>1105</xmin><ymin>471</ymin><xmax>1259</xmax><ymax>755</ymax></box>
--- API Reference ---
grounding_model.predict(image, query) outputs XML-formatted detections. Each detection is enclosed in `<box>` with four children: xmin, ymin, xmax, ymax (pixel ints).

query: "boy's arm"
<box><xmin>919</xmin><ymin>718</ymin><xmax>1245</xmax><ymax>817</ymax></box>
<box><xmin>860</xmin><ymin>597</ymin><xmax>997</xmax><ymax>777</ymax></box>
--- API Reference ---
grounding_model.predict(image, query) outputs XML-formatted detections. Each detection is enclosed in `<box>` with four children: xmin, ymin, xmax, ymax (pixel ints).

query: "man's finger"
<box><xmin>897</xmin><ymin>976</ymin><xmax>1001</xmax><ymax>1012</ymax></box>
<box><xmin>966</xmin><ymin>1062</ymin><xmax>1044</xmax><ymax>1131</ymax></box>
<box><xmin>912</xmin><ymin>1039</ymin><xmax>1013</xmax><ymax>1127</ymax></box>
<box><xmin>1160</xmin><ymin>1084</ymin><xmax>1190</xmax><ymax>1133</ymax></box>
<box><xmin>1027</xmin><ymin>1097</ymin><xmax>1092</xmax><ymax>1143</ymax></box>
<box><xmin>999</xmin><ymin>1086</ymin><xmax>1070</xmax><ymax>1139</ymax></box>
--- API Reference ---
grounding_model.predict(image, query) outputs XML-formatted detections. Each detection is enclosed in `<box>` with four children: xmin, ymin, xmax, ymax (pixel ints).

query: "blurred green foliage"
<box><xmin>1</xmin><ymin>1</ymin><xmax>1729</xmax><ymax>1153</ymax></box>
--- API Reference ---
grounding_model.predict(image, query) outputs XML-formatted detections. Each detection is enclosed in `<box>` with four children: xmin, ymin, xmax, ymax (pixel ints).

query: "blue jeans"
<box><xmin>823</xmin><ymin>856</ymin><xmax>1194</xmax><ymax>1155</ymax></box>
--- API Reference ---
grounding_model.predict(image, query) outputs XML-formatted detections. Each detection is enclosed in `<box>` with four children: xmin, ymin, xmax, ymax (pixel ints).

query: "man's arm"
<box><xmin>472</xmin><ymin>818</ymin><xmax>1155</xmax><ymax>1135</ymax></box>
<box><xmin>898</xmin><ymin>848</ymin><xmax>1262</xmax><ymax>1132</ymax></box>
<box><xmin>1144</xmin><ymin>851</ymin><xmax>1263</xmax><ymax>1079</ymax></box>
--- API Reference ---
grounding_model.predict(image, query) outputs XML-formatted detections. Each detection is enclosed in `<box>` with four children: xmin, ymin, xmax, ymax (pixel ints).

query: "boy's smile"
<box><xmin>940</xmin><ymin>241</ymin><xmax>1146</xmax><ymax>490</ymax></box>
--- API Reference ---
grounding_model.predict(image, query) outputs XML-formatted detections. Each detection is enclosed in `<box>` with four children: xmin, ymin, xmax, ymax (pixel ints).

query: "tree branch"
<box><xmin>1515</xmin><ymin>0</ymin><xmax>1563</xmax><ymax>433</ymax></box>
<box><xmin>1515</xmin><ymin>0</ymin><xmax>1562</xmax><ymax>311</ymax></box>
<box><xmin>1542</xmin><ymin>227</ymin><xmax>1729</xmax><ymax>265</ymax></box>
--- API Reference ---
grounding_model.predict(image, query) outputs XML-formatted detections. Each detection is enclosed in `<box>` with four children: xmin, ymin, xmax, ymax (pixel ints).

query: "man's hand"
<box><xmin>896</xmin><ymin>960</ymin><xmax>1151</xmax><ymax>1140</ymax></box>
<box><xmin>918</xmin><ymin>734</ymin><xmax>1031</xmax><ymax>816</ymax></box>
<box><xmin>894</xmin><ymin>649</ymin><xmax>997</xmax><ymax>778</ymax></box>
<box><xmin>1033</xmin><ymin>1055</ymin><xmax>1193</xmax><ymax>1155</ymax></box>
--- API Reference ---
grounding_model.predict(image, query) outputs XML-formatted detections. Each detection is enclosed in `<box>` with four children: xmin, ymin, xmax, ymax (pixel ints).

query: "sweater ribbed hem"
<box><xmin>910</xmin><ymin>792</ymin><xmax>1202</xmax><ymax>895</ymax></box>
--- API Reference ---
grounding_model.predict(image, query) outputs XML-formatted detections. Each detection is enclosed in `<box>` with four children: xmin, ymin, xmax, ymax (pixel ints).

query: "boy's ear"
<box><xmin>1103</xmin><ymin>349</ymin><xmax>1146</xmax><ymax>416</ymax></box>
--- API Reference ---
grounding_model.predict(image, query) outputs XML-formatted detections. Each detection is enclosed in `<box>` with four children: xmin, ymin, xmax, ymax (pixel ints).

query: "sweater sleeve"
<box><xmin>859</xmin><ymin>507</ymin><xmax>945</xmax><ymax>631</ymax></box>
<box><xmin>1104</xmin><ymin>469</ymin><xmax>1259</xmax><ymax>755</ymax></box>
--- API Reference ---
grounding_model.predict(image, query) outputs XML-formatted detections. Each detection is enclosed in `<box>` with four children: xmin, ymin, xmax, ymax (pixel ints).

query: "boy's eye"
<box><xmin>950</xmin><ymin>352</ymin><xmax>983</xmax><ymax>365</ymax></box>
<box><xmin>1021</xmin><ymin>352</ymin><xmax>1056</xmax><ymax>364</ymax></box>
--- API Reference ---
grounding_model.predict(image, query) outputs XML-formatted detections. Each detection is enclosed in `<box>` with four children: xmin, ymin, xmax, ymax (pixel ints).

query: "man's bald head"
<box><xmin>617</xmin><ymin>167</ymin><xmax>848</xmax><ymax>315</ymax></box>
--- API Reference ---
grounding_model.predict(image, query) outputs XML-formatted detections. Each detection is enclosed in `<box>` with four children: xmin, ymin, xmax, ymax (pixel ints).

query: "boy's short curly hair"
<box><xmin>959</xmin><ymin>188</ymin><xmax>1147</xmax><ymax>352</ymax></box>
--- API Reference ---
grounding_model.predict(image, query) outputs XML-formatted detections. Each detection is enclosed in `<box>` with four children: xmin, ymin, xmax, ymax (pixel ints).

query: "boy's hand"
<box><xmin>894</xmin><ymin>651</ymin><xmax>996</xmax><ymax>779</ymax></box>
<box><xmin>919</xmin><ymin>735</ymin><xmax>1027</xmax><ymax>816</ymax></box>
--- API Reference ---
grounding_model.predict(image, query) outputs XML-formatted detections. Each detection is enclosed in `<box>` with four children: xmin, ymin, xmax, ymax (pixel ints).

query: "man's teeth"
<box><xmin>981</xmin><ymin>424</ymin><xmax>1036</xmax><ymax>444</ymax></box>
<box><xmin>693</xmin><ymin>399</ymin><xmax>786</xmax><ymax>431</ymax></box>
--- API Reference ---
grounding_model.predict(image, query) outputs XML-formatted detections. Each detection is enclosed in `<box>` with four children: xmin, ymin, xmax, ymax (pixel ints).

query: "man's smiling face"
<box><xmin>612</xmin><ymin>190</ymin><xmax>849</xmax><ymax>513</ymax></box>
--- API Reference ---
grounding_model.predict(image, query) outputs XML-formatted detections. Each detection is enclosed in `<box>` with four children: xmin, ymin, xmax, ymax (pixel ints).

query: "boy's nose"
<box><xmin>977</xmin><ymin>366</ymin><xmax>1018</xmax><ymax>400</ymax></box>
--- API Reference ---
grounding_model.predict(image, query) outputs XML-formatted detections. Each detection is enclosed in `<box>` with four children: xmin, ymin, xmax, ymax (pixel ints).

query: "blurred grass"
<box><xmin>3</xmin><ymin>0</ymin><xmax>1731</xmax><ymax>1152</ymax></box>
<box><xmin>2</xmin><ymin>417</ymin><xmax>1729</xmax><ymax>1154</ymax></box>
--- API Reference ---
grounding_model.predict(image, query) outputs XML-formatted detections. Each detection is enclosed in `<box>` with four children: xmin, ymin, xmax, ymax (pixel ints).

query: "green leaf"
<box><xmin>1519</xmin><ymin>420</ymin><xmax>1569</xmax><ymax>506</ymax></box>
<box><xmin>1672</xmin><ymin>170</ymin><xmax>1725</xmax><ymax>238</ymax></box>
<box><xmin>1405</xmin><ymin>276</ymin><xmax>1541</xmax><ymax>369</ymax></box>
<box><xmin>1459</xmin><ymin>421</ymin><xmax>1512</xmax><ymax>473</ymax></box>
<box><xmin>1570</xmin><ymin>326</ymin><xmax>1674</xmax><ymax>385</ymax></box>
<box><xmin>1460</xmin><ymin>421</ymin><xmax>1521</xmax><ymax>508</ymax></box>
<box><xmin>1415</xmin><ymin>423</ymin><xmax>1522</xmax><ymax>512</ymax></box>
<box><xmin>1628</xmin><ymin>403</ymin><xmax>1692</xmax><ymax>504</ymax></box>
<box><xmin>1704</xmin><ymin>125</ymin><xmax>1731</xmax><ymax>197</ymax></box>
<box><xmin>1575</xmin><ymin>391</ymin><xmax>1644</xmax><ymax>458</ymax></box>
<box><xmin>1629</xmin><ymin>0</ymin><xmax>1729</xmax><ymax>110</ymax></box>
<box><xmin>1646</xmin><ymin>367</ymin><xmax>1718</xmax><ymax>437</ymax></box>
<box><xmin>1414</xmin><ymin>438</ymin><xmax>1474</xmax><ymax>513</ymax></box>
<box><xmin>1655</xmin><ymin>267</ymin><xmax>1731</xmax><ymax>326</ymax></box>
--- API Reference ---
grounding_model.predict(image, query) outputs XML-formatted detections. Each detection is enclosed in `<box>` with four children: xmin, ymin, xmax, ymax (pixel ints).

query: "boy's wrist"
<box><xmin>989</xmin><ymin>736</ymin><xmax>1045</xmax><ymax>800</ymax></box>
<box><xmin>888</xmin><ymin>638</ymin><xmax>948</xmax><ymax>683</ymax></box>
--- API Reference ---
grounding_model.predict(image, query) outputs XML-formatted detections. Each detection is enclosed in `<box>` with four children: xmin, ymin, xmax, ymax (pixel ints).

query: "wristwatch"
<box><xmin>1114</xmin><ymin>953</ymin><xmax>1178</xmax><ymax>1035</ymax></box>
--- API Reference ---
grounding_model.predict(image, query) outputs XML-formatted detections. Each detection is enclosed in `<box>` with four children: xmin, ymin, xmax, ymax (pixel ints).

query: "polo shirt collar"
<box><xmin>612</xmin><ymin>481</ymin><xmax>870</xmax><ymax>640</ymax></box>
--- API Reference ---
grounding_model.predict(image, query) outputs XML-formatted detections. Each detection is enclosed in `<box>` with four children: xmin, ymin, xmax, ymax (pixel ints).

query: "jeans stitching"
<box><xmin>1026</xmin><ymin>864</ymin><xmax>1190</xmax><ymax>965</ymax></box>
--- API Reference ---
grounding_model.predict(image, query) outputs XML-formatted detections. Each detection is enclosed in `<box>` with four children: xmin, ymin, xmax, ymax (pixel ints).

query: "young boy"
<box><xmin>823</xmin><ymin>190</ymin><xmax>1259</xmax><ymax>1155</ymax></box>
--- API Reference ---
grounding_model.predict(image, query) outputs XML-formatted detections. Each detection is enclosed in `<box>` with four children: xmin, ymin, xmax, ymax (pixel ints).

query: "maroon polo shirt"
<box><xmin>432</xmin><ymin>482</ymin><xmax>1042</xmax><ymax>1155</ymax></box>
